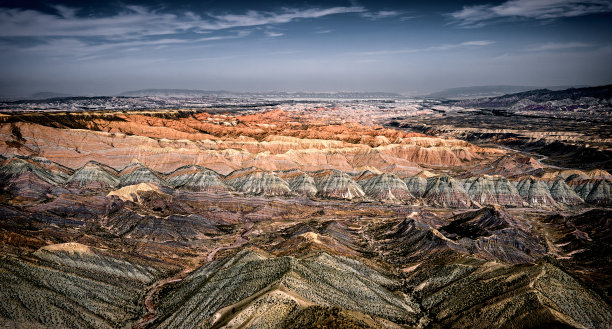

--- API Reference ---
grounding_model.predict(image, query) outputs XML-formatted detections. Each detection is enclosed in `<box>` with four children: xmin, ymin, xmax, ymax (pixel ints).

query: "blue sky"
<box><xmin>0</xmin><ymin>0</ymin><xmax>611</xmax><ymax>96</ymax></box>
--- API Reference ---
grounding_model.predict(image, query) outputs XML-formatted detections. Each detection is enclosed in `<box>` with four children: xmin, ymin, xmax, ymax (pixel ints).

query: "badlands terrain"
<box><xmin>0</xmin><ymin>86</ymin><xmax>611</xmax><ymax>328</ymax></box>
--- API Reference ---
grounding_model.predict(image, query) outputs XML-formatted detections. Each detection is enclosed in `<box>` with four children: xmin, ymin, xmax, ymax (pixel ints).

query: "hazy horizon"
<box><xmin>1</xmin><ymin>0</ymin><xmax>611</xmax><ymax>97</ymax></box>
<box><xmin>11</xmin><ymin>84</ymin><xmax>603</xmax><ymax>99</ymax></box>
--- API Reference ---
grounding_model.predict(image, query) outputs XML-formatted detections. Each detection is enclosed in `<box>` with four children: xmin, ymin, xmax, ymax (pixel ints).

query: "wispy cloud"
<box><xmin>0</xmin><ymin>5</ymin><xmax>365</xmax><ymax>38</ymax></box>
<box><xmin>357</xmin><ymin>40</ymin><xmax>495</xmax><ymax>56</ymax></box>
<box><xmin>449</xmin><ymin>0</ymin><xmax>612</xmax><ymax>28</ymax></box>
<box><xmin>0</xmin><ymin>6</ymin><xmax>184</xmax><ymax>37</ymax></box>
<box><xmin>10</xmin><ymin>30</ymin><xmax>251</xmax><ymax>60</ymax></box>
<box><xmin>208</xmin><ymin>7</ymin><xmax>365</xmax><ymax>30</ymax></box>
<box><xmin>0</xmin><ymin>4</ymin><xmax>365</xmax><ymax>58</ymax></box>
<box><xmin>361</xmin><ymin>10</ymin><xmax>402</xmax><ymax>20</ymax></box>
<box><xmin>264</xmin><ymin>31</ymin><xmax>284</xmax><ymax>38</ymax></box>
<box><xmin>527</xmin><ymin>42</ymin><xmax>593</xmax><ymax>51</ymax></box>
<box><xmin>399</xmin><ymin>15</ymin><xmax>419</xmax><ymax>21</ymax></box>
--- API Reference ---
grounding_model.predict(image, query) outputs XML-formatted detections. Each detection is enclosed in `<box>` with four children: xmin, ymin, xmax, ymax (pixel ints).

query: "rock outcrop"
<box><xmin>357</xmin><ymin>173</ymin><xmax>414</xmax><ymax>204</ymax></box>
<box><xmin>441</xmin><ymin>205</ymin><xmax>545</xmax><ymax>263</ymax></box>
<box><xmin>476</xmin><ymin>153</ymin><xmax>544</xmax><ymax>177</ymax></box>
<box><xmin>66</xmin><ymin>161</ymin><xmax>120</xmax><ymax>189</ymax></box>
<box><xmin>442</xmin><ymin>205</ymin><xmax>527</xmax><ymax>238</ymax></box>
<box><xmin>548</xmin><ymin>178</ymin><xmax>583</xmax><ymax>205</ymax></box>
<box><xmin>166</xmin><ymin>165</ymin><xmax>232</xmax><ymax>192</ymax></box>
<box><xmin>515</xmin><ymin>176</ymin><xmax>557</xmax><ymax>208</ymax></box>
<box><xmin>0</xmin><ymin>157</ymin><xmax>68</xmax><ymax>199</ymax></box>
<box><xmin>376</xmin><ymin>216</ymin><xmax>466</xmax><ymax>264</ymax></box>
<box><xmin>225</xmin><ymin>167</ymin><xmax>291</xmax><ymax>196</ymax></box>
<box><xmin>119</xmin><ymin>161</ymin><xmax>167</xmax><ymax>187</ymax></box>
<box><xmin>403</xmin><ymin>174</ymin><xmax>428</xmax><ymax>198</ymax></box>
<box><xmin>585</xmin><ymin>169</ymin><xmax>612</xmax><ymax>180</ymax></box>
<box><xmin>544</xmin><ymin>169</ymin><xmax>611</xmax><ymax>206</ymax></box>
<box><xmin>279</xmin><ymin>170</ymin><xmax>318</xmax><ymax>197</ymax></box>
<box><xmin>463</xmin><ymin>175</ymin><xmax>525</xmax><ymax>207</ymax></box>
<box><xmin>423</xmin><ymin>175</ymin><xmax>474</xmax><ymax>208</ymax></box>
<box><xmin>0</xmin><ymin>157</ymin><xmax>65</xmax><ymax>185</ymax></box>
<box><xmin>312</xmin><ymin>170</ymin><xmax>366</xmax><ymax>200</ymax></box>
<box><xmin>582</xmin><ymin>179</ymin><xmax>612</xmax><ymax>206</ymax></box>
<box><xmin>107</xmin><ymin>183</ymin><xmax>167</xmax><ymax>203</ymax></box>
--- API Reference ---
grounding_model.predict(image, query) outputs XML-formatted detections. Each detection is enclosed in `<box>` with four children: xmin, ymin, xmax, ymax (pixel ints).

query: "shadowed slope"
<box><xmin>0</xmin><ymin>243</ymin><xmax>168</xmax><ymax>329</ymax></box>
<box><xmin>154</xmin><ymin>249</ymin><xmax>421</xmax><ymax>328</ymax></box>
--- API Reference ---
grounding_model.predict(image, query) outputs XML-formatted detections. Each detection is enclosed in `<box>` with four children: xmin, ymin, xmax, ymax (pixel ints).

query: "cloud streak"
<box><xmin>208</xmin><ymin>7</ymin><xmax>365</xmax><ymax>30</ymax></box>
<box><xmin>527</xmin><ymin>42</ymin><xmax>593</xmax><ymax>51</ymax></box>
<box><xmin>357</xmin><ymin>40</ymin><xmax>495</xmax><ymax>56</ymax></box>
<box><xmin>264</xmin><ymin>31</ymin><xmax>284</xmax><ymax>37</ymax></box>
<box><xmin>449</xmin><ymin>0</ymin><xmax>612</xmax><ymax>27</ymax></box>
<box><xmin>0</xmin><ymin>5</ymin><xmax>365</xmax><ymax>38</ymax></box>
<box><xmin>361</xmin><ymin>10</ymin><xmax>402</xmax><ymax>20</ymax></box>
<box><xmin>7</xmin><ymin>30</ymin><xmax>252</xmax><ymax>60</ymax></box>
<box><xmin>0</xmin><ymin>4</ymin><xmax>364</xmax><ymax>58</ymax></box>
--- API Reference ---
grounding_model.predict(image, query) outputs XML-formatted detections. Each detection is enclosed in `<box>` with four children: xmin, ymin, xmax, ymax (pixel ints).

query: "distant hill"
<box><xmin>118</xmin><ymin>89</ymin><xmax>229</xmax><ymax>97</ymax></box>
<box><xmin>426</xmin><ymin>85</ymin><xmax>584</xmax><ymax>100</ymax></box>
<box><xmin>426</xmin><ymin>85</ymin><xmax>536</xmax><ymax>99</ymax></box>
<box><xmin>118</xmin><ymin>89</ymin><xmax>402</xmax><ymax>99</ymax></box>
<box><xmin>244</xmin><ymin>91</ymin><xmax>402</xmax><ymax>99</ymax></box>
<box><xmin>29</xmin><ymin>92</ymin><xmax>75</xmax><ymax>100</ymax></box>
<box><xmin>453</xmin><ymin>85</ymin><xmax>612</xmax><ymax>108</ymax></box>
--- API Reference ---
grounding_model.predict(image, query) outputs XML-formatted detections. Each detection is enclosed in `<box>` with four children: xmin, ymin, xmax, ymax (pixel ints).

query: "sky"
<box><xmin>0</xmin><ymin>0</ymin><xmax>611</xmax><ymax>96</ymax></box>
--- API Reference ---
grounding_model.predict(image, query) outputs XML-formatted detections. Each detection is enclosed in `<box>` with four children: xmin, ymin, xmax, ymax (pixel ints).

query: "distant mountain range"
<box><xmin>452</xmin><ymin>85</ymin><xmax>612</xmax><ymax>108</ymax></box>
<box><xmin>29</xmin><ymin>92</ymin><xmax>75</xmax><ymax>99</ymax></box>
<box><xmin>118</xmin><ymin>89</ymin><xmax>230</xmax><ymax>97</ymax></box>
<box><xmin>119</xmin><ymin>89</ymin><xmax>402</xmax><ymax>99</ymax></box>
<box><xmin>425</xmin><ymin>85</ymin><xmax>585</xmax><ymax>100</ymax></box>
<box><xmin>17</xmin><ymin>85</ymin><xmax>608</xmax><ymax>102</ymax></box>
<box><xmin>6</xmin><ymin>89</ymin><xmax>402</xmax><ymax>101</ymax></box>
<box><xmin>243</xmin><ymin>91</ymin><xmax>402</xmax><ymax>99</ymax></box>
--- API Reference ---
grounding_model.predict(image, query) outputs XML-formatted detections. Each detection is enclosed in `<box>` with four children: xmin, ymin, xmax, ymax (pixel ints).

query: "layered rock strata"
<box><xmin>2</xmin><ymin>156</ymin><xmax>610</xmax><ymax>207</ymax></box>
<box><xmin>357</xmin><ymin>173</ymin><xmax>414</xmax><ymax>204</ymax></box>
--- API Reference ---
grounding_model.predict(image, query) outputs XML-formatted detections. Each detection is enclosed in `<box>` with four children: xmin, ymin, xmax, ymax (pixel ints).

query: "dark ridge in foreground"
<box><xmin>0</xmin><ymin>243</ymin><xmax>172</xmax><ymax>328</ymax></box>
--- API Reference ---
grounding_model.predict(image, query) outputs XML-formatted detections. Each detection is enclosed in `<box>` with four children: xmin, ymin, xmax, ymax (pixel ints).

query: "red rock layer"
<box><xmin>0</xmin><ymin>109</ymin><xmax>503</xmax><ymax>174</ymax></box>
